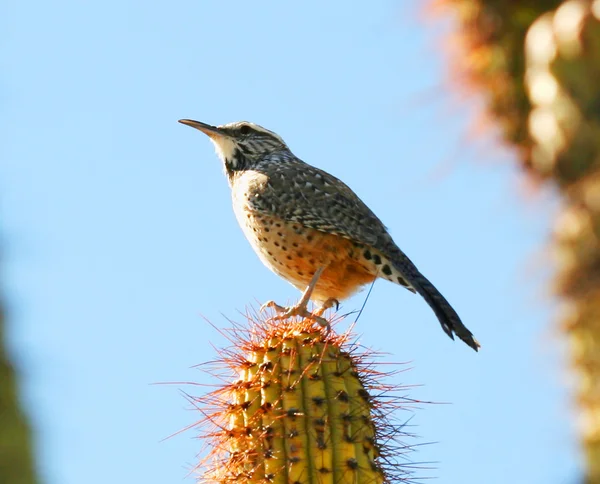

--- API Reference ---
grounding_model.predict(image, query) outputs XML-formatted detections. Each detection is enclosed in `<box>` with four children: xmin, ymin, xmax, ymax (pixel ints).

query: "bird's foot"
<box><xmin>260</xmin><ymin>300</ymin><xmax>330</xmax><ymax>329</ymax></box>
<box><xmin>312</xmin><ymin>297</ymin><xmax>340</xmax><ymax>317</ymax></box>
<box><xmin>311</xmin><ymin>298</ymin><xmax>339</xmax><ymax>335</ymax></box>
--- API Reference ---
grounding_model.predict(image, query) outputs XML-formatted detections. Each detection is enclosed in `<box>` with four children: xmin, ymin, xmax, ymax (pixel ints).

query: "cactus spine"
<box><xmin>195</xmin><ymin>316</ymin><xmax>414</xmax><ymax>483</ymax></box>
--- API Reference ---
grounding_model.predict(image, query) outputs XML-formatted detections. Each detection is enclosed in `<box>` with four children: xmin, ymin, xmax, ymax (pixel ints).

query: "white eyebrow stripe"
<box><xmin>218</xmin><ymin>121</ymin><xmax>286</xmax><ymax>145</ymax></box>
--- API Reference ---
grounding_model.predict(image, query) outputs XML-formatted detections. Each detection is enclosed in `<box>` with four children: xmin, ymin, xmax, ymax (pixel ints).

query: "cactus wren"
<box><xmin>179</xmin><ymin>119</ymin><xmax>479</xmax><ymax>351</ymax></box>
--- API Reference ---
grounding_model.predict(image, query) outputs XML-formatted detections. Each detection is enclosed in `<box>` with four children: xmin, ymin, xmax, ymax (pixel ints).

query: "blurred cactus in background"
<box><xmin>191</xmin><ymin>315</ymin><xmax>417</xmax><ymax>484</ymax></box>
<box><xmin>0</xmin><ymin>290</ymin><xmax>39</xmax><ymax>484</ymax></box>
<box><xmin>431</xmin><ymin>0</ymin><xmax>600</xmax><ymax>481</ymax></box>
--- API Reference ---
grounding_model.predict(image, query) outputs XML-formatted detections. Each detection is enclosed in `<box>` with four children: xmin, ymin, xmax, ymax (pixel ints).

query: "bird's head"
<box><xmin>179</xmin><ymin>119</ymin><xmax>289</xmax><ymax>176</ymax></box>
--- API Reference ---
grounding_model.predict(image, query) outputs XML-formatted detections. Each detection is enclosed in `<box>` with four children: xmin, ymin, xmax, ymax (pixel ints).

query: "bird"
<box><xmin>179</xmin><ymin>119</ymin><xmax>480</xmax><ymax>351</ymax></box>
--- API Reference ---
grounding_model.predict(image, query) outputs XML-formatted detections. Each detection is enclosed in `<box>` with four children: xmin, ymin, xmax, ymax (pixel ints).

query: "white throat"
<box><xmin>211</xmin><ymin>137</ymin><xmax>238</xmax><ymax>166</ymax></box>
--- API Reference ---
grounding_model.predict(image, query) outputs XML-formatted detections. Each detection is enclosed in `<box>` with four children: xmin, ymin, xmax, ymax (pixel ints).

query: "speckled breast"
<box><xmin>231</xmin><ymin>171</ymin><xmax>376</xmax><ymax>302</ymax></box>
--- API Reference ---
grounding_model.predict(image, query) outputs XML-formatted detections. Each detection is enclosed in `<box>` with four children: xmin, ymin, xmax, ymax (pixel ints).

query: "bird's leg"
<box><xmin>260</xmin><ymin>267</ymin><xmax>330</xmax><ymax>327</ymax></box>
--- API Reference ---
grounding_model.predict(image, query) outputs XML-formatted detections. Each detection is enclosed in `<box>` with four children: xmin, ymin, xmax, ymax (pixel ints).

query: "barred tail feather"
<box><xmin>386</xmin><ymin>247</ymin><xmax>480</xmax><ymax>351</ymax></box>
<box><xmin>411</xmin><ymin>274</ymin><xmax>480</xmax><ymax>351</ymax></box>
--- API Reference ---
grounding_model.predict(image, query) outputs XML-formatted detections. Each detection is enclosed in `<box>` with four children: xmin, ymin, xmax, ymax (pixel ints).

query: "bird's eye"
<box><xmin>239</xmin><ymin>124</ymin><xmax>251</xmax><ymax>135</ymax></box>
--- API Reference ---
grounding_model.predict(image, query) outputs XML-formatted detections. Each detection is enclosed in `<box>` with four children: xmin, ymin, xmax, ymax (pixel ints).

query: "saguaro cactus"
<box><xmin>0</xmin><ymin>293</ymin><xmax>39</xmax><ymax>484</ymax></box>
<box><xmin>431</xmin><ymin>0</ymin><xmax>600</xmax><ymax>481</ymax></box>
<box><xmin>192</xmin><ymin>315</ymin><xmax>416</xmax><ymax>484</ymax></box>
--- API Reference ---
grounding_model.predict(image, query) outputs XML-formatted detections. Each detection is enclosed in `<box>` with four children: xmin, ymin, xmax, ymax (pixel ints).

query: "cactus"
<box><xmin>0</xmin><ymin>290</ymin><xmax>39</xmax><ymax>484</ymax></box>
<box><xmin>527</xmin><ymin>3</ymin><xmax>600</xmax><ymax>479</ymax></box>
<box><xmin>191</xmin><ymin>314</ymin><xmax>417</xmax><ymax>483</ymax></box>
<box><xmin>431</xmin><ymin>0</ymin><xmax>600</xmax><ymax>481</ymax></box>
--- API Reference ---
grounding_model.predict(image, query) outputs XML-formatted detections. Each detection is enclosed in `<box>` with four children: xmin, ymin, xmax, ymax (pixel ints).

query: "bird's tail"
<box><xmin>389</xmin><ymin>248</ymin><xmax>480</xmax><ymax>351</ymax></box>
<box><xmin>411</xmin><ymin>274</ymin><xmax>480</xmax><ymax>351</ymax></box>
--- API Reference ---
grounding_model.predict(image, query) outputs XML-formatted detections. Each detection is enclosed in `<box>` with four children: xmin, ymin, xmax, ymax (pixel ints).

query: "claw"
<box><xmin>261</xmin><ymin>299</ymin><xmax>330</xmax><ymax>328</ymax></box>
<box><xmin>314</xmin><ymin>298</ymin><xmax>339</xmax><ymax>315</ymax></box>
<box><xmin>259</xmin><ymin>266</ymin><xmax>333</xmax><ymax>331</ymax></box>
<box><xmin>260</xmin><ymin>300</ymin><xmax>285</xmax><ymax>313</ymax></box>
<box><xmin>311</xmin><ymin>298</ymin><xmax>338</xmax><ymax>334</ymax></box>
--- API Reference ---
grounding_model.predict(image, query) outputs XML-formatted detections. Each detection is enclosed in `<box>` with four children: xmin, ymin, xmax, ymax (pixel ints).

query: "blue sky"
<box><xmin>2</xmin><ymin>1</ymin><xmax>581</xmax><ymax>483</ymax></box>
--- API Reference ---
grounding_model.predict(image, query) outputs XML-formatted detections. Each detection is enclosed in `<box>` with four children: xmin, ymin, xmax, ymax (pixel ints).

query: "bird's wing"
<box><xmin>249</xmin><ymin>157</ymin><xmax>417</xmax><ymax>293</ymax></box>
<box><xmin>251</xmin><ymin>158</ymin><xmax>394</xmax><ymax>249</ymax></box>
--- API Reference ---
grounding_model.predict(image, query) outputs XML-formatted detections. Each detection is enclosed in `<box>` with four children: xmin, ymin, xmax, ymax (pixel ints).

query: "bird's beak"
<box><xmin>178</xmin><ymin>119</ymin><xmax>224</xmax><ymax>139</ymax></box>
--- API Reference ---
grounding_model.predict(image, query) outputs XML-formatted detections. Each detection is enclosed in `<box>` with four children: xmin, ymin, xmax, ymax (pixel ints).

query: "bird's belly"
<box><xmin>233</xmin><ymin>206</ymin><xmax>376</xmax><ymax>303</ymax></box>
